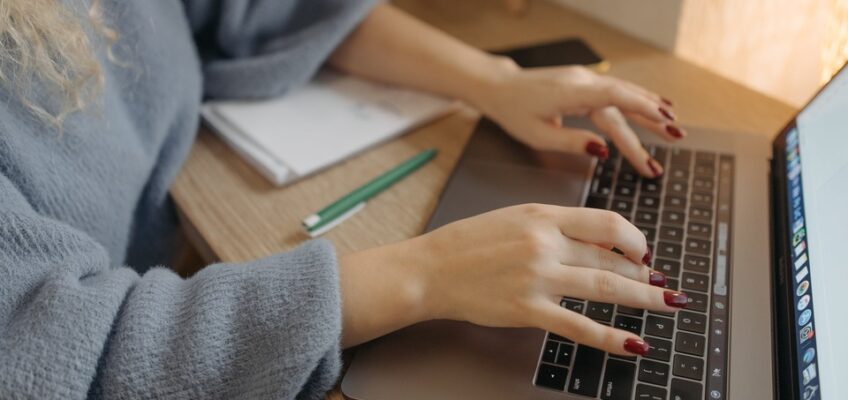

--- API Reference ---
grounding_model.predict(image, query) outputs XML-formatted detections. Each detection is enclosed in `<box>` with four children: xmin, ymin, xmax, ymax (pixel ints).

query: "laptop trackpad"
<box><xmin>426</xmin><ymin>118</ymin><xmax>594</xmax><ymax>231</ymax></box>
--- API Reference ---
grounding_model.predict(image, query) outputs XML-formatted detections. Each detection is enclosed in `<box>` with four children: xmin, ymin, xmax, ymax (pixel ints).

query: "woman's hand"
<box><xmin>469</xmin><ymin>62</ymin><xmax>685</xmax><ymax>178</ymax></box>
<box><xmin>339</xmin><ymin>204</ymin><xmax>688</xmax><ymax>355</ymax></box>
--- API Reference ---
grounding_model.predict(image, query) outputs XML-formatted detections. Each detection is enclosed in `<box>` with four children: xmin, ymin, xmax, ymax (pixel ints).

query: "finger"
<box><xmin>624</xmin><ymin>112</ymin><xmax>687</xmax><ymax>141</ymax></box>
<box><xmin>534</xmin><ymin>301</ymin><xmax>651</xmax><ymax>356</ymax></box>
<box><xmin>551</xmin><ymin>266</ymin><xmax>688</xmax><ymax>313</ymax></box>
<box><xmin>571</xmin><ymin>77</ymin><xmax>675</xmax><ymax>124</ymax></box>
<box><xmin>525</xmin><ymin>121</ymin><xmax>609</xmax><ymax>158</ymax></box>
<box><xmin>589</xmin><ymin>107</ymin><xmax>663</xmax><ymax>178</ymax></box>
<box><xmin>606</xmin><ymin>76</ymin><xmax>675</xmax><ymax>108</ymax></box>
<box><xmin>560</xmin><ymin>237</ymin><xmax>666</xmax><ymax>286</ymax></box>
<box><xmin>552</xmin><ymin>207</ymin><xmax>648</xmax><ymax>264</ymax></box>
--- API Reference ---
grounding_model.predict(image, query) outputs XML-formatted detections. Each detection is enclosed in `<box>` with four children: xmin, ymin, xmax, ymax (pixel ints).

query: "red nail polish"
<box><xmin>623</xmin><ymin>338</ymin><xmax>650</xmax><ymax>356</ymax></box>
<box><xmin>666</xmin><ymin>125</ymin><xmax>684</xmax><ymax>139</ymax></box>
<box><xmin>661</xmin><ymin>97</ymin><xmax>674</xmax><ymax>107</ymax></box>
<box><xmin>642</xmin><ymin>247</ymin><xmax>652</xmax><ymax>265</ymax></box>
<box><xmin>585</xmin><ymin>142</ymin><xmax>609</xmax><ymax>160</ymax></box>
<box><xmin>649</xmin><ymin>271</ymin><xmax>667</xmax><ymax>287</ymax></box>
<box><xmin>659</xmin><ymin>107</ymin><xmax>676</xmax><ymax>121</ymax></box>
<box><xmin>664</xmin><ymin>291</ymin><xmax>689</xmax><ymax>308</ymax></box>
<box><xmin>647</xmin><ymin>159</ymin><xmax>662</xmax><ymax>178</ymax></box>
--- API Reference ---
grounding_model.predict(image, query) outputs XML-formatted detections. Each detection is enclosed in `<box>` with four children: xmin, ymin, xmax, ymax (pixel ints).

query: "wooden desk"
<box><xmin>171</xmin><ymin>1</ymin><xmax>795</xmax><ymax>395</ymax></box>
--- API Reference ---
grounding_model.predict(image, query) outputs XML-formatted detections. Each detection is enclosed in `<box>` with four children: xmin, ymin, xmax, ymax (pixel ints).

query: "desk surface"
<box><xmin>171</xmin><ymin>0</ymin><xmax>797</xmax><ymax>397</ymax></box>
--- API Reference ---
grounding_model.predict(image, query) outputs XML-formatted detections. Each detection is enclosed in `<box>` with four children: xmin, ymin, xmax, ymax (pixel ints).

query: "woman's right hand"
<box><xmin>400</xmin><ymin>203</ymin><xmax>688</xmax><ymax>356</ymax></box>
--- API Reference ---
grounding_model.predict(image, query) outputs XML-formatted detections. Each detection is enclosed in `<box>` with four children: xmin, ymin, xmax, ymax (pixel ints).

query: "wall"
<box><xmin>552</xmin><ymin>0</ymin><xmax>835</xmax><ymax>107</ymax></box>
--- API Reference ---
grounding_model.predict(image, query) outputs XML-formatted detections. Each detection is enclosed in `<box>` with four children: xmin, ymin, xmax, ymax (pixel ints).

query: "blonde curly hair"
<box><xmin>0</xmin><ymin>0</ymin><xmax>116</xmax><ymax>128</ymax></box>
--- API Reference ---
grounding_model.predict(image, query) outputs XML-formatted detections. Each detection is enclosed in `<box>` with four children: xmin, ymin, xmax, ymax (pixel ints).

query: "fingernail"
<box><xmin>649</xmin><ymin>271</ymin><xmax>667</xmax><ymax>287</ymax></box>
<box><xmin>647</xmin><ymin>159</ymin><xmax>663</xmax><ymax>178</ymax></box>
<box><xmin>623</xmin><ymin>338</ymin><xmax>650</xmax><ymax>356</ymax></box>
<box><xmin>661</xmin><ymin>97</ymin><xmax>674</xmax><ymax>107</ymax></box>
<box><xmin>642</xmin><ymin>247</ymin><xmax>652</xmax><ymax>266</ymax></box>
<box><xmin>659</xmin><ymin>107</ymin><xmax>676</xmax><ymax>121</ymax></box>
<box><xmin>666</xmin><ymin>125</ymin><xmax>684</xmax><ymax>139</ymax></box>
<box><xmin>585</xmin><ymin>142</ymin><xmax>609</xmax><ymax>160</ymax></box>
<box><xmin>664</xmin><ymin>291</ymin><xmax>689</xmax><ymax>308</ymax></box>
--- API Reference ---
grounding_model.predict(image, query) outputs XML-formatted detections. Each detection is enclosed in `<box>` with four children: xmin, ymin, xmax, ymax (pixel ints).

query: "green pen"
<box><xmin>302</xmin><ymin>148</ymin><xmax>437</xmax><ymax>237</ymax></box>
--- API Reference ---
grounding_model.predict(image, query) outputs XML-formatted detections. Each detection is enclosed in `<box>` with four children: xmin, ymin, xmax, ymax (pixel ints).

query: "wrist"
<box><xmin>462</xmin><ymin>54</ymin><xmax>520</xmax><ymax>112</ymax></box>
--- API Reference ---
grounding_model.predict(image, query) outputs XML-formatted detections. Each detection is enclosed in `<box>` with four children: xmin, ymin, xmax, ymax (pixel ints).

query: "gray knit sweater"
<box><xmin>0</xmin><ymin>1</ymin><xmax>375</xmax><ymax>398</ymax></box>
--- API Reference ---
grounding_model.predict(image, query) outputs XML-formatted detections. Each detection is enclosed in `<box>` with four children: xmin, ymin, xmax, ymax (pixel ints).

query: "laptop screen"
<box><xmin>783</xmin><ymin>65</ymin><xmax>848</xmax><ymax>400</ymax></box>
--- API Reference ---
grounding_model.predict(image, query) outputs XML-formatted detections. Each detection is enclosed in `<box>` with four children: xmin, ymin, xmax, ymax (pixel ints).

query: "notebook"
<box><xmin>201</xmin><ymin>70</ymin><xmax>456</xmax><ymax>186</ymax></box>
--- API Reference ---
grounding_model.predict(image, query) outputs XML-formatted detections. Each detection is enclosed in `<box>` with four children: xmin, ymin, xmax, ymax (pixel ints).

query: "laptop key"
<box><xmin>694</xmin><ymin>163</ymin><xmax>715</xmax><ymax>177</ymax></box>
<box><xmin>635</xmin><ymin>210</ymin><xmax>659</xmax><ymax>226</ymax></box>
<box><xmin>681</xmin><ymin>272</ymin><xmax>709</xmax><ymax>292</ymax></box>
<box><xmin>686</xmin><ymin>238</ymin><xmax>711</xmax><ymax>256</ymax></box>
<box><xmin>614</xmin><ymin>315</ymin><xmax>643</xmax><ymax>335</ymax></box>
<box><xmin>682</xmin><ymin>291</ymin><xmax>708</xmax><ymax>313</ymax></box>
<box><xmin>656</xmin><ymin>242</ymin><xmax>682</xmax><ymax>259</ymax></box>
<box><xmin>611</xmin><ymin>198</ymin><xmax>633</xmax><ymax>213</ymax></box>
<box><xmin>599</xmin><ymin>359</ymin><xmax>636</xmax><ymax>400</ymax></box>
<box><xmin>693</xmin><ymin>177</ymin><xmax>714</xmax><ymax>192</ymax></box>
<box><xmin>654</xmin><ymin>258</ymin><xmax>681</xmax><ymax>277</ymax></box>
<box><xmin>689</xmin><ymin>207</ymin><xmax>713</xmax><ymax>221</ymax></box>
<box><xmin>644</xmin><ymin>315</ymin><xmax>674</xmax><ymax>338</ymax></box>
<box><xmin>675</xmin><ymin>332</ymin><xmax>706</xmax><ymax>357</ymax></box>
<box><xmin>562</xmin><ymin>299</ymin><xmax>585</xmax><ymax>314</ymax></box>
<box><xmin>695</xmin><ymin>151</ymin><xmax>716</xmax><ymax>164</ymax></box>
<box><xmin>593</xmin><ymin>177</ymin><xmax>613</xmax><ymax>196</ymax></box>
<box><xmin>568</xmin><ymin>345</ymin><xmax>605</xmax><ymax>397</ymax></box>
<box><xmin>635</xmin><ymin>383</ymin><xmax>667</xmax><ymax>400</ymax></box>
<box><xmin>645</xmin><ymin>338</ymin><xmax>672</xmax><ymax>362</ymax></box>
<box><xmin>687</xmin><ymin>222</ymin><xmax>712</xmax><ymax>238</ymax></box>
<box><xmin>586</xmin><ymin>302</ymin><xmax>614</xmax><ymax>322</ymax></box>
<box><xmin>615</xmin><ymin>183</ymin><xmax>636</xmax><ymax>198</ymax></box>
<box><xmin>637</xmin><ymin>226</ymin><xmax>656</xmax><ymax>243</ymax></box>
<box><xmin>683</xmin><ymin>255</ymin><xmax>710</xmax><ymax>273</ymax></box>
<box><xmin>556</xmin><ymin>343</ymin><xmax>574</xmax><ymax>366</ymax></box>
<box><xmin>678</xmin><ymin>311</ymin><xmax>707</xmax><ymax>334</ymax></box>
<box><xmin>691</xmin><ymin>192</ymin><xmax>714</xmax><ymax>206</ymax></box>
<box><xmin>536</xmin><ymin>363</ymin><xmax>568</xmax><ymax>391</ymax></box>
<box><xmin>659</xmin><ymin>225</ymin><xmax>684</xmax><ymax>242</ymax></box>
<box><xmin>651</xmin><ymin>146</ymin><xmax>668</xmax><ymax>164</ymax></box>
<box><xmin>665</xmin><ymin>278</ymin><xmax>679</xmax><ymax>290</ymax></box>
<box><xmin>672</xmin><ymin>354</ymin><xmax>705</xmax><ymax>381</ymax></box>
<box><xmin>638</xmin><ymin>195</ymin><xmax>660</xmax><ymax>209</ymax></box>
<box><xmin>670</xmin><ymin>378</ymin><xmax>703</xmax><ymax>400</ymax></box>
<box><xmin>619</xmin><ymin>171</ymin><xmax>639</xmax><ymax>184</ymax></box>
<box><xmin>661</xmin><ymin>210</ymin><xmax>685</xmax><ymax>226</ymax></box>
<box><xmin>638</xmin><ymin>359</ymin><xmax>670</xmax><ymax>386</ymax></box>
<box><xmin>542</xmin><ymin>340</ymin><xmax>558</xmax><ymax>363</ymax></box>
<box><xmin>670</xmin><ymin>148</ymin><xmax>692</xmax><ymax>165</ymax></box>
<box><xmin>668</xmin><ymin>180</ymin><xmax>688</xmax><ymax>196</ymax></box>
<box><xmin>664</xmin><ymin>195</ymin><xmax>687</xmax><ymax>210</ymax></box>
<box><xmin>641</xmin><ymin>179</ymin><xmax>661</xmax><ymax>194</ymax></box>
<box><xmin>668</xmin><ymin>167</ymin><xmax>689</xmax><ymax>181</ymax></box>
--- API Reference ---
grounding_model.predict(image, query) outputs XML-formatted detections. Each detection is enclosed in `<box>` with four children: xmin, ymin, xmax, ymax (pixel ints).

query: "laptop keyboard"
<box><xmin>533</xmin><ymin>145</ymin><xmax>734</xmax><ymax>400</ymax></box>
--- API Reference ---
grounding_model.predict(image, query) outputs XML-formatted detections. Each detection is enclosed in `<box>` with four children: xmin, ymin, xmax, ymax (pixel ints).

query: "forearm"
<box><xmin>338</xmin><ymin>236</ymin><xmax>433</xmax><ymax>348</ymax></box>
<box><xmin>328</xmin><ymin>3</ymin><xmax>518</xmax><ymax>108</ymax></box>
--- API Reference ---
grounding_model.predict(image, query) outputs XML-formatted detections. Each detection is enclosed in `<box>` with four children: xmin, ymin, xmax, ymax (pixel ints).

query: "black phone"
<box><xmin>494</xmin><ymin>38</ymin><xmax>607</xmax><ymax>71</ymax></box>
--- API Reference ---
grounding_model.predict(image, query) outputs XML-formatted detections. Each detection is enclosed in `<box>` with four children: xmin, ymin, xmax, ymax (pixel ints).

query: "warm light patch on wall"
<box><xmin>823</xmin><ymin>0</ymin><xmax>848</xmax><ymax>81</ymax></box>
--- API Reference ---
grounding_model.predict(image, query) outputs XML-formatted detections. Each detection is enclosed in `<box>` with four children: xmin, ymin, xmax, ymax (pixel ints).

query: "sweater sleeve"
<box><xmin>182</xmin><ymin>0</ymin><xmax>379</xmax><ymax>99</ymax></box>
<box><xmin>0</xmin><ymin>174</ymin><xmax>342</xmax><ymax>400</ymax></box>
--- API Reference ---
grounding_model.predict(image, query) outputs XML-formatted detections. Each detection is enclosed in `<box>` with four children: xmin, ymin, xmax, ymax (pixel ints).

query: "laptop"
<box><xmin>341</xmin><ymin>58</ymin><xmax>848</xmax><ymax>399</ymax></box>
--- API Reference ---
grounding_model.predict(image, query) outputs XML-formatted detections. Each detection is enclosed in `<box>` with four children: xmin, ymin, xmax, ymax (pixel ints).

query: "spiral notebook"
<box><xmin>201</xmin><ymin>70</ymin><xmax>455</xmax><ymax>186</ymax></box>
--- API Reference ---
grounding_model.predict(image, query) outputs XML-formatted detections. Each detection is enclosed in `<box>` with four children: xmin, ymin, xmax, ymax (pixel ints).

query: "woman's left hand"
<box><xmin>469</xmin><ymin>62</ymin><xmax>686</xmax><ymax>177</ymax></box>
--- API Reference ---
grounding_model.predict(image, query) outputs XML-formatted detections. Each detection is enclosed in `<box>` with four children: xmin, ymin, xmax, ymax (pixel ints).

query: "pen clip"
<box><xmin>306</xmin><ymin>202</ymin><xmax>366</xmax><ymax>238</ymax></box>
